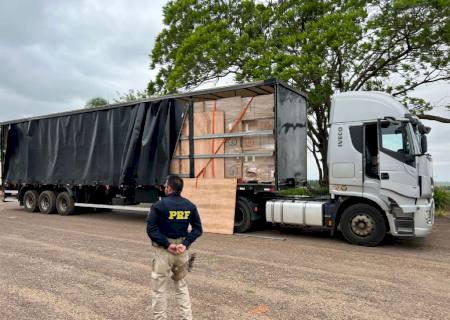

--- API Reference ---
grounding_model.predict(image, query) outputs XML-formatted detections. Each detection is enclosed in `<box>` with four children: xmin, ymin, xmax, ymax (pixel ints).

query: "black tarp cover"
<box><xmin>276</xmin><ymin>85</ymin><xmax>307</xmax><ymax>186</ymax></box>
<box><xmin>4</xmin><ymin>99</ymin><xmax>186</xmax><ymax>186</ymax></box>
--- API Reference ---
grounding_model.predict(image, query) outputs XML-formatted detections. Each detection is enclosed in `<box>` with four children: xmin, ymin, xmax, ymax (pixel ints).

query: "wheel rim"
<box><xmin>41</xmin><ymin>196</ymin><xmax>50</xmax><ymax>211</ymax></box>
<box><xmin>60</xmin><ymin>198</ymin><xmax>68</xmax><ymax>212</ymax></box>
<box><xmin>26</xmin><ymin>196</ymin><xmax>34</xmax><ymax>209</ymax></box>
<box><xmin>350</xmin><ymin>214</ymin><xmax>375</xmax><ymax>237</ymax></box>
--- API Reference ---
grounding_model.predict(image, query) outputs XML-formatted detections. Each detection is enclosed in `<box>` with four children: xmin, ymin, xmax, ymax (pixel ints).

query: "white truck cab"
<box><xmin>266</xmin><ymin>91</ymin><xmax>434</xmax><ymax>246</ymax></box>
<box><xmin>328</xmin><ymin>91</ymin><xmax>434</xmax><ymax>243</ymax></box>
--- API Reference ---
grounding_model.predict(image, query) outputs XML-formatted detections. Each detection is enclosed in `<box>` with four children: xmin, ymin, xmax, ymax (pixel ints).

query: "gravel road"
<box><xmin>1</xmin><ymin>200</ymin><xmax>449</xmax><ymax>320</ymax></box>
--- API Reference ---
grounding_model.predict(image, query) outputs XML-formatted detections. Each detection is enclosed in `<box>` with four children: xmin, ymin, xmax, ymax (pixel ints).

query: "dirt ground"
<box><xmin>0</xmin><ymin>200</ymin><xmax>449</xmax><ymax>320</ymax></box>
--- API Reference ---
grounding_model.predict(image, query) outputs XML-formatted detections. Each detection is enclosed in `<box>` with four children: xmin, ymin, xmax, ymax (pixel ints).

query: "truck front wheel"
<box><xmin>234</xmin><ymin>197</ymin><xmax>253</xmax><ymax>233</ymax></box>
<box><xmin>24</xmin><ymin>190</ymin><xmax>39</xmax><ymax>213</ymax></box>
<box><xmin>38</xmin><ymin>191</ymin><xmax>57</xmax><ymax>214</ymax></box>
<box><xmin>56</xmin><ymin>192</ymin><xmax>75</xmax><ymax>216</ymax></box>
<box><xmin>340</xmin><ymin>204</ymin><xmax>386</xmax><ymax>246</ymax></box>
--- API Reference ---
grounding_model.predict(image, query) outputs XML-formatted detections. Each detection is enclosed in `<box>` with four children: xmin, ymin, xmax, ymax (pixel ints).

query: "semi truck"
<box><xmin>0</xmin><ymin>79</ymin><xmax>434</xmax><ymax>246</ymax></box>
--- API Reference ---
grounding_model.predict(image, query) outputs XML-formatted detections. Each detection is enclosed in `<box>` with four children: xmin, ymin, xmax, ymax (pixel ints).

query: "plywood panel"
<box><xmin>170</xmin><ymin>114</ymin><xmax>190</xmax><ymax>175</ymax></box>
<box><xmin>182</xmin><ymin>178</ymin><xmax>237</xmax><ymax>235</ymax></box>
<box><xmin>194</xmin><ymin>111</ymin><xmax>225</xmax><ymax>178</ymax></box>
<box><xmin>170</xmin><ymin>111</ymin><xmax>226</xmax><ymax>178</ymax></box>
<box><xmin>170</xmin><ymin>143</ymin><xmax>189</xmax><ymax>175</ymax></box>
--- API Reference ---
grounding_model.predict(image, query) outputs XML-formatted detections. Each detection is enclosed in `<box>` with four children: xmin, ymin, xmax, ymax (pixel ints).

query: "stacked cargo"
<box><xmin>170</xmin><ymin>94</ymin><xmax>276</xmax><ymax>183</ymax></box>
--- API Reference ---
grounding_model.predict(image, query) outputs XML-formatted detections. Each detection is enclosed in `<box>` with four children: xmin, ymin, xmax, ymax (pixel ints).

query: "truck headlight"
<box><xmin>425</xmin><ymin>209</ymin><xmax>432</xmax><ymax>224</ymax></box>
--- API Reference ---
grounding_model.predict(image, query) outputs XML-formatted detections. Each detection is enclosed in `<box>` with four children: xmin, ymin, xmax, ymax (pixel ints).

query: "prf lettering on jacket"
<box><xmin>168</xmin><ymin>211</ymin><xmax>191</xmax><ymax>220</ymax></box>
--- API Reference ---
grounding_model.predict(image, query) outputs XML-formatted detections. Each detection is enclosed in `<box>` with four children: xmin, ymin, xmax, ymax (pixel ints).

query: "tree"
<box><xmin>113</xmin><ymin>89</ymin><xmax>151</xmax><ymax>103</ymax></box>
<box><xmin>85</xmin><ymin>97</ymin><xmax>108</xmax><ymax>108</ymax></box>
<box><xmin>148</xmin><ymin>0</ymin><xmax>450</xmax><ymax>184</ymax></box>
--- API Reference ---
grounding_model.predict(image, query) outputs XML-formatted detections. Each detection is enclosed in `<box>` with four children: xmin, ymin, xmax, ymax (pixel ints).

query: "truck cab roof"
<box><xmin>330</xmin><ymin>91</ymin><xmax>409</xmax><ymax>124</ymax></box>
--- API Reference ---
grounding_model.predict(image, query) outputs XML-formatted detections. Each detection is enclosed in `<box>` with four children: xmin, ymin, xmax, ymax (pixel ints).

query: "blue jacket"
<box><xmin>146</xmin><ymin>192</ymin><xmax>203</xmax><ymax>248</ymax></box>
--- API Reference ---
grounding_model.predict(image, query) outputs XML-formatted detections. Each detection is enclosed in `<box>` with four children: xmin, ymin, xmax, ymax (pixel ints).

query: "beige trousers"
<box><xmin>151</xmin><ymin>244</ymin><xmax>192</xmax><ymax>320</ymax></box>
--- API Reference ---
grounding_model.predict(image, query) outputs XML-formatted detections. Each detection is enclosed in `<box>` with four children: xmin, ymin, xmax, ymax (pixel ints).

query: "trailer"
<box><xmin>0</xmin><ymin>80</ymin><xmax>435</xmax><ymax>246</ymax></box>
<box><xmin>0</xmin><ymin>80</ymin><xmax>306</xmax><ymax>225</ymax></box>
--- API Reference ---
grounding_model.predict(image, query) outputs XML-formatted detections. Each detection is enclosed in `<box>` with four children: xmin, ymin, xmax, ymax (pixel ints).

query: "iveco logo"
<box><xmin>338</xmin><ymin>127</ymin><xmax>343</xmax><ymax>147</ymax></box>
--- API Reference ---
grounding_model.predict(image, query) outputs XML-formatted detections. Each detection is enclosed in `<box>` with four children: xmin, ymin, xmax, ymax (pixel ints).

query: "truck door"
<box><xmin>377</xmin><ymin>120</ymin><xmax>419</xmax><ymax>199</ymax></box>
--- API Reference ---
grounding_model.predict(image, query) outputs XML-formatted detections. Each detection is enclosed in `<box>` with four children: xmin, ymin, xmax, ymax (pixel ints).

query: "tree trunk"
<box><xmin>418</xmin><ymin>114</ymin><xmax>450</xmax><ymax>123</ymax></box>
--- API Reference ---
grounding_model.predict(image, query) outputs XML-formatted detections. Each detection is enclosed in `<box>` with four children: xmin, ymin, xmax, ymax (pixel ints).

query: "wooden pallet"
<box><xmin>182</xmin><ymin>178</ymin><xmax>237</xmax><ymax>235</ymax></box>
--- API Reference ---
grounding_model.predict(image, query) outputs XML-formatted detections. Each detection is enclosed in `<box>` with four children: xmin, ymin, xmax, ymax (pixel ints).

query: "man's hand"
<box><xmin>168</xmin><ymin>244</ymin><xmax>178</xmax><ymax>255</ymax></box>
<box><xmin>176</xmin><ymin>244</ymin><xmax>186</xmax><ymax>254</ymax></box>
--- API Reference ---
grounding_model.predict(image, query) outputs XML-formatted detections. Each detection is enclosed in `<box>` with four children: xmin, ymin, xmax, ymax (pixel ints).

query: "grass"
<box><xmin>278</xmin><ymin>181</ymin><xmax>328</xmax><ymax>197</ymax></box>
<box><xmin>435</xmin><ymin>209</ymin><xmax>449</xmax><ymax>218</ymax></box>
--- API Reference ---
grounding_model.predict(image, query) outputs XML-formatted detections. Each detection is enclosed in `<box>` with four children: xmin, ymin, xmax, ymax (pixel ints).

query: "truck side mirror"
<box><xmin>418</xmin><ymin>123</ymin><xmax>431</xmax><ymax>134</ymax></box>
<box><xmin>421</xmin><ymin>134</ymin><xmax>428</xmax><ymax>154</ymax></box>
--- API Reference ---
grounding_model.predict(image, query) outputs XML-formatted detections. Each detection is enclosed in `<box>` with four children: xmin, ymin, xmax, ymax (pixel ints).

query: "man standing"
<box><xmin>147</xmin><ymin>175</ymin><xmax>203</xmax><ymax>320</ymax></box>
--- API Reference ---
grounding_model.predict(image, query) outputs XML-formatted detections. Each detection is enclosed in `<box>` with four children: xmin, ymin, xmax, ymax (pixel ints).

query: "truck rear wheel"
<box><xmin>38</xmin><ymin>191</ymin><xmax>57</xmax><ymax>214</ymax></box>
<box><xmin>234</xmin><ymin>197</ymin><xmax>253</xmax><ymax>233</ymax></box>
<box><xmin>24</xmin><ymin>190</ymin><xmax>39</xmax><ymax>213</ymax></box>
<box><xmin>56</xmin><ymin>192</ymin><xmax>75</xmax><ymax>216</ymax></box>
<box><xmin>340</xmin><ymin>204</ymin><xmax>386</xmax><ymax>246</ymax></box>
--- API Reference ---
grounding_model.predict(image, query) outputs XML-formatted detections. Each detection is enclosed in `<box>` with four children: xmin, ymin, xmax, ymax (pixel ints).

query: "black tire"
<box><xmin>234</xmin><ymin>197</ymin><xmax>254</xmax><ymax>233</ymax></box>
<box><xmin>23</xmin><ymin>190</ymin><xmax>39</xmax><ymax>213</ymax></box>
<box><xmin>38</xmin><ymin>191</ymin><xmax>57</xmax><ymax>214</ymax></box>
<box><xmin>56</xmin><ymin>191</ymin><xmax>75</xmax><ymax>216</ymax></box>
<box><xmin>340</xmin><ymin>204</ymin><xmax>386</xmax><ymax>246</ymax></box>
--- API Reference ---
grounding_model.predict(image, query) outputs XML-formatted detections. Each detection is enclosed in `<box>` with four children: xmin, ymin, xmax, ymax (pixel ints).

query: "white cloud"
<box><xmin>0</xmin><ymin>0</ymin><xmax>165</xmax><ymax>120</ymax></box>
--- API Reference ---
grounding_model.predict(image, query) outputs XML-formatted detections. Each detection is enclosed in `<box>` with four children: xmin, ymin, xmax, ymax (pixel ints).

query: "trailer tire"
<box><xmin>24</xmin><ymin>190</ymin><xmax>39</xmax><ymax>213</ymax></box>
<box><xmin>340</xmin><ymin>203</ymin><xmax>386</xmax><ymax>246</ymax></box>
<box><xmin>56</xmin><ymin>192</ymin><xmax>75</xmax><ymax>216</ymax></box>
<box><xmin>234</xmin><ymin>197</ymin><xmax>253</xmax><ymax>233</ymax></box>
<box><xmin>38</xmin><ymin>191</ymin><xmax>57</xmax><ymax>214</ymax></box>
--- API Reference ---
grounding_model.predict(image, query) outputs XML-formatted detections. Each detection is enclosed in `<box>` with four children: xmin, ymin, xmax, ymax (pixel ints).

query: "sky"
<box><xmin>0</xmin><ymin>0</ymin><xmax>449</xmax><ymax>181</ymax></box>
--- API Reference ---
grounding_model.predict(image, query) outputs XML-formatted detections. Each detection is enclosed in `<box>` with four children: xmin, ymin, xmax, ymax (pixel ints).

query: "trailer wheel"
<box><xmin>24</xmin><ymin>190</ymin><xmax>39</xmax><ymax>213</ymax></box>
<box><xmin>234</xmin><ymin>197</ymin><xmax>253</xmax><ymax>233</ymax></box>
<box><xmin>56</xmin><ymin>192</ymin><xmax>75</xmax><ymax>216</ymax></box>
<box><xmin>340</xmin><ymin>204</ymin><xmax>386</xmax><ymax>246</ymax></box>
<box><xmin>38</xmin><ymin>191</ymin><xmax>57</xmax><ymax>214</ymax></box>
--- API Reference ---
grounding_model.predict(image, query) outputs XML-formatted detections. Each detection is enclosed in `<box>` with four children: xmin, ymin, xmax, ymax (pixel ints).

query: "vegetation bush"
<box><xmin>434</xmin><ymin>187</ymin><xmax>450</xmax><ymax>217</ymax></box>
<box><xmin>279</xmin><ymin>181</ymin><xmax>328</xmax><ymax>197</ymax></box>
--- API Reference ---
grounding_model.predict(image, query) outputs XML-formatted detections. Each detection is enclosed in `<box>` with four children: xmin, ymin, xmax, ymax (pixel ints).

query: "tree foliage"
<box><xmin>85</xmin><ymin>97</ymin><xmax>108</xmax><ymax>108</ymax></box>
<box><xmin>113</xmin><ymin>89</ymin><xmax>151</xmax><ymax>103</ymax></box>
<box><xmin>148</xmin><ymin>0</ymin><xmax>450</xmax><ymax>183</ymax></box>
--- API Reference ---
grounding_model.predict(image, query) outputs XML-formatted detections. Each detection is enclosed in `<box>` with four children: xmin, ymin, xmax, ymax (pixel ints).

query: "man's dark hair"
<box><xmin>166</xmin><ymin>175</ymin><xmax>184</xmax><ymax>192</ymax></box>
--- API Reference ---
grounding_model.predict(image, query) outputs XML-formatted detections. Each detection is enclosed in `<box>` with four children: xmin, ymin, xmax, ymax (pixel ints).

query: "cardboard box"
<box><xmin>225</xmin><ymin>158</ymin><xmax>243</xmax><ymax>178</ymax></box>
<box><xmin>242</xmin><ymin>156</ymin><xmax>275</xmax><ymax>183</ymax></box>
<box><xmin>241</xmin><ymin>118</ymin><xmax>275</xmax><ymax>151</ymax></box>
<box><xmin>242</xmin><ymin>95</ymin><xmax>274</xmax><ymax>120</ymax></box>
